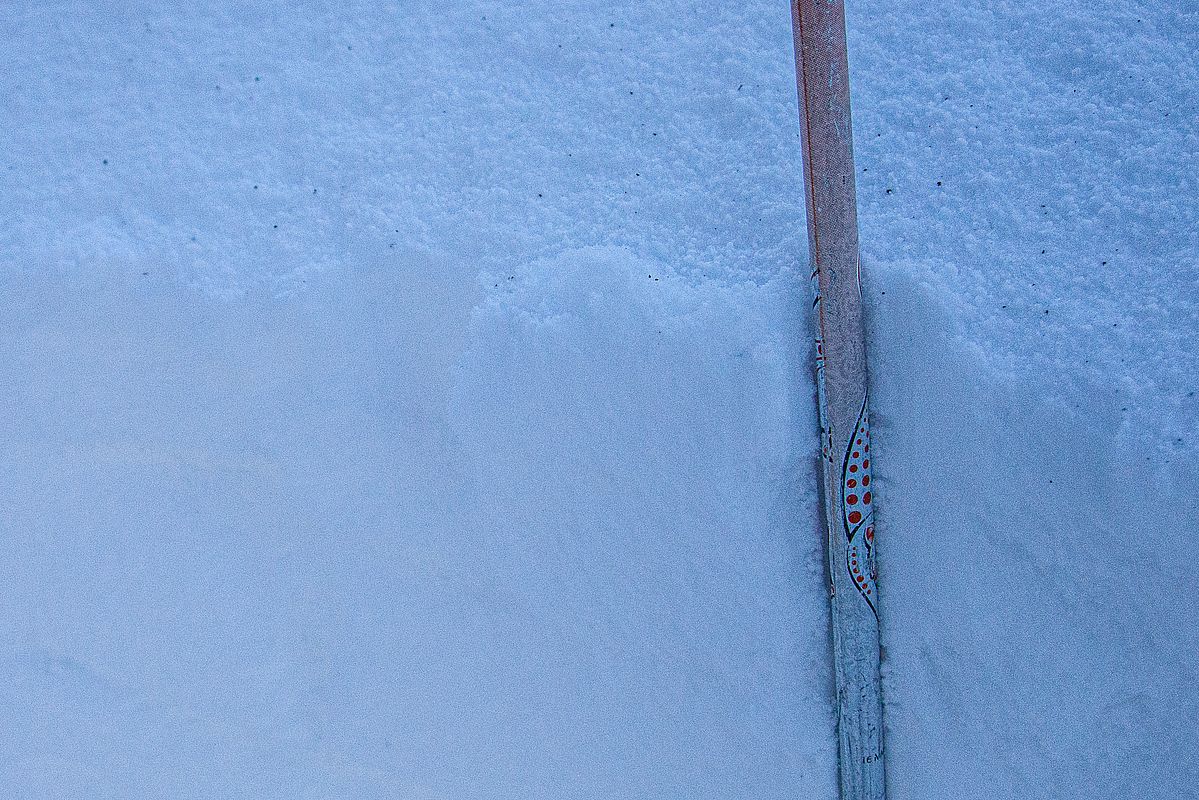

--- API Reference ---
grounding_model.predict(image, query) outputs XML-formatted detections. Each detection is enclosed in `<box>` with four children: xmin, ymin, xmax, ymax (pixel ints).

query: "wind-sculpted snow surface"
<box><xmin>868</xmin><ymin>264</ymin><xmax>1197</xmax><ymax>798</ymax></box>
<box><xmin>450</xmin><ymin>248</ymin><xmax>833</xmax><ymax>797</ymax></box>
<box><xmin>0</xmin><ymin>0</ymin><xmax>1195</xmax><ymax>797</ymax></box>
<box><xmin>0</xmin><ymin>260</ymin><xmax>831</xmax><ymax>798</ymax></box>
<box><xmin>848</xmin><ymin>0</ymin><xmax>1199</xmax><ymax>793</ymax></box>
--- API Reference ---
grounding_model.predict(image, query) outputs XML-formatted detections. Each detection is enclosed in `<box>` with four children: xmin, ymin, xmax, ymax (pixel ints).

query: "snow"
<box><xmin>1</xmin><ymin>0</ymin><xmax>1195</xmax><ymax>797</ymax></box>
<box><xmin>853</xmin><ymin>0</ymin><xmax>1198</xmax><ymax>794</ymax></box>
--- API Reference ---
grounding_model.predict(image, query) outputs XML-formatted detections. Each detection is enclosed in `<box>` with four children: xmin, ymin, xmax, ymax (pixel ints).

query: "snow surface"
<box><xmin>0</xmin><ymin>0</ymin><xmax>1195</xmax><ymax>797</ymax></box>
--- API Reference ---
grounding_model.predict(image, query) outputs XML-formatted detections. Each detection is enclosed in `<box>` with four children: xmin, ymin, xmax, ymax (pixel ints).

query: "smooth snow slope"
<box><xmin>1</xmin><ymin>0</ymin><xmax>1195</xmax><ymax>798</ymax></box>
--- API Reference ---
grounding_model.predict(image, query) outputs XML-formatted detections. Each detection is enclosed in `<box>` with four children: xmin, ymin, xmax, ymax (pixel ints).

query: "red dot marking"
<box><xmin>864</xmin><ymin>445</ymin><xmax>869</xmax><ymax>452</ymax></box>
<box><xmin>865</xmin><ymin>526</ymin><xmax>874</xmax><ymax>541</ymax></box>
<box><xmin>862</xmin><ymin>475</ymin><xmax>870</xmax><ymax>486</ymax></box>
<box><xmin>863</xmin><ymin>492</ymin><xmax>872</xmax><ymax>504</ymax></box>
<box><xmin>862</xmin><ymin>460</ymin><xmax>870</xmax><ymax>469</ymax></box>
<box><xmin>849</xmin><ymin>465</ymin><xmax>858</xmax><ymax>473</ymax></box>
<box><xmin>848</xmin><ymin>511</ymin><xmax>862</xmax><ymax>524</ymax></box>
<box><xmin>846</xmin><ymin>494</ymin><xmax>859</xmax><ymax>504</ymax></box>
<box><xmin>847</xmin><ymin>479</ymin><xmax>857</xmax><ymax>488</ymax></box>
<box><xmin>856</xmin><ymin>439</ymin><xmax>862</xmax><ymax>445</ymax></box>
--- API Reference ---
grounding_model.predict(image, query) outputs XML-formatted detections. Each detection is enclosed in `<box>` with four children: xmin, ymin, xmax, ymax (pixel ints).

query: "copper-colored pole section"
<box><xmin>790</xmin><ymin>1</ymin><xmax>886</xmax><ymax>798</ymax></box>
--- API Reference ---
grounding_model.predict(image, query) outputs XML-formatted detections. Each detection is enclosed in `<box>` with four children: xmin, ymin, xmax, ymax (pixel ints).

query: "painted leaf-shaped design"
<box><xmin>842</xmin><ymin>396</ymin><xmax>877</xmax><ymax>615</ymax></box>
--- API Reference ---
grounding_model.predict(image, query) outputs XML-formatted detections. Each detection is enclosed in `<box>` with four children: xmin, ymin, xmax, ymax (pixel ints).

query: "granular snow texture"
<box><xmin>0</xmin><ymin>0</ymin><xmax>1194</xmax><ymax>798</ymax></box>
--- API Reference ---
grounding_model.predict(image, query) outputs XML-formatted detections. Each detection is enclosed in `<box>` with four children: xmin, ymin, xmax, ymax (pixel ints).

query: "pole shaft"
<box><xmin>789</xmin><ymin>1</ymin><xmax>886</xmax><ymax>798</ymax></box>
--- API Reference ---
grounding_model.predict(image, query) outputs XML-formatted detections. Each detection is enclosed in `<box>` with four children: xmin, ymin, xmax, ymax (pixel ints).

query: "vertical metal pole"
<box><xmin>789</xmin><ymin>1</ymin><xmax>886</xmax><ymax>798</ymax></box>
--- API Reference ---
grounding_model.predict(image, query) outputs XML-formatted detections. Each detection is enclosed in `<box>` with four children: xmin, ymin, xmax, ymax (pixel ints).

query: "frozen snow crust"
<box><xmin>1</xmin><ymin>0</ymin><xmax>1194</xmax><ymax>797</ymax></box>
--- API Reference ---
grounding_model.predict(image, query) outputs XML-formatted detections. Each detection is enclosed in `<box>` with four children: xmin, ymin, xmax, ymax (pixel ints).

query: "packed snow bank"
<box><xmin>0</xmin><ymin>263</ymin><xmax>474</xmax><ymax>797</ymax></box>
<box><xmin>0</xmin><ymin>255</ymin><xmax>835</xmax><ymax>798</ymax></box>
<box><xmin>847</xmin><ymin>0</ymin><xmax>1199</xmax><ymax>793</ymax></box>
<box><xmin>2</xmin><ymin>0</ymin><xmax>834</xmax><ymax>794</ymax></box>
<box><xmin>868</xmin><ymin>262</ymin><xmax>1198</xmax><ymax>799</ymax></box>
<box><xmin>2</xmin><ymin>0</ymin><xmax>1195</xmax><ymax>796</ymax></box>
<box><xmin>849</xmin><ymin>0</ymin><xmax>1199</xmax><ymax>451</ymax></box>
<box><xmin>450</xmin><ymin>247</ymin><xmax>833</xmax><ymax>796</ymax></box>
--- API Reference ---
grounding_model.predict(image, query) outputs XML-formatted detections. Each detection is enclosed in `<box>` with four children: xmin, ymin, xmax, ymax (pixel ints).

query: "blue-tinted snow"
<box><xmin>0</xmin><ymin>0</ymin><xmax>1194</xmax><ymax>797</ymax></box>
